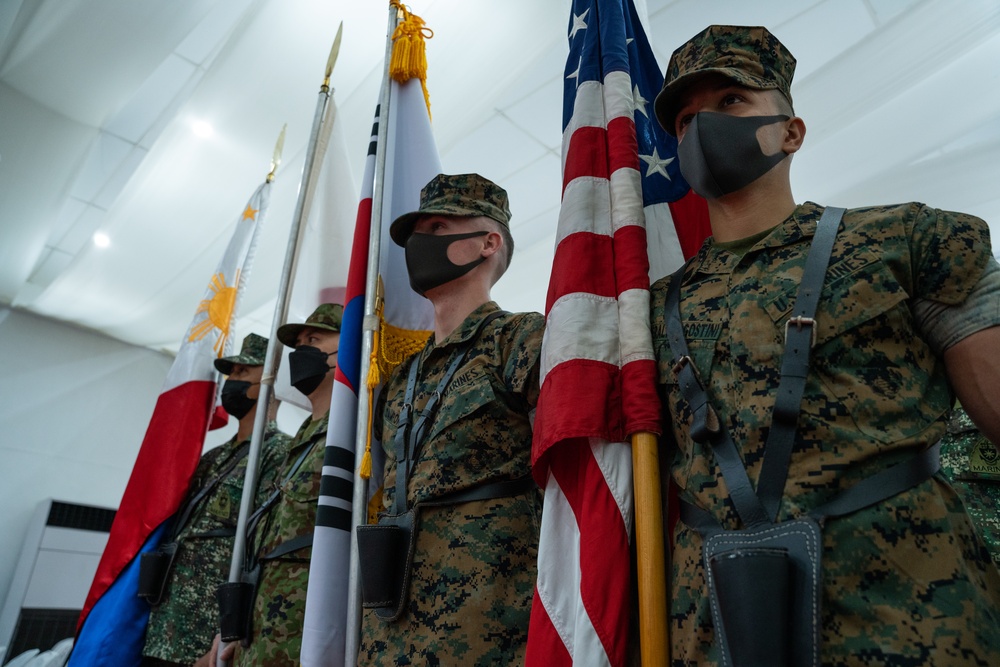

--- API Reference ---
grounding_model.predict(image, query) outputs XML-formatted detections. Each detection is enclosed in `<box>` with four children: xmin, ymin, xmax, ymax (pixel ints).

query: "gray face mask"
<box><xmin>677</xmin><ymin>112</ymin><xmax>790</xmax><ymax>200</ymax></box>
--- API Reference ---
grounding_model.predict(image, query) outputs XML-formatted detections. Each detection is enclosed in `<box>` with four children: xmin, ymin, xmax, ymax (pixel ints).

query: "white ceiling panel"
<box><xmin>0</xmin><ymin>0</ymin><xmax>219</xmax><ymax>126</ymax></box>
<box><xmin>504</xmin><ymin>153</ymin><xmax>564</xmax><ymax>231</ymax></box>
<box><xmin>103</xmin><ymin>55</ymin><xmax>201</xmax><ymax>144</ymax></box>
<box><xmin>502</xmin><ymin>75</ymin><xmax>565</xmax><ymax>152</ymax></box>
<box><xmin>0</xmin><ymin>0</ymin><xmax>997</xmax><ymax>359</ymax></box>
<box><xmin>442</xmin><ymin>114</ymin><xmax>550</xmax><ymax>182</ymax></box>
<box><xmin>69</xmin><ymin>133</ymin><xmax>134</xmax><ymax>203</ymax></box>
<box><xmin>646</xmin><ymin>0</ymin><xmax>824</xmax><ymax>66</ymax></box>
<box><xmin>778</xmin><ymin>0</ymin><xmax>874</xmax><ymax>82</ymax></box>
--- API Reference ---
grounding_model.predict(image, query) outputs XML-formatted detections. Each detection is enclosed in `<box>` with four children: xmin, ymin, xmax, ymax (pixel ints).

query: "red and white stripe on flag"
<box><xmin>528</xmin><ymin>1</ymin><xmax>708</xmax><ymax>665</ymax></box>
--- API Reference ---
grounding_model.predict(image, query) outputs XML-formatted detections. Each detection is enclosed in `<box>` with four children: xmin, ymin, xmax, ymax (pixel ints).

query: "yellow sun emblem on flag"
<box><xmin>188</xmin><ymin>269</ymin><xmax>239</xmax><ymax>356</ymax></box>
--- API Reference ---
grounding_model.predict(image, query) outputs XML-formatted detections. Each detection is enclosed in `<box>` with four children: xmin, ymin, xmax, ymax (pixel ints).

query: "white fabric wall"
<box><xmin>0</xmin><ymin>307</ymin><xmax>309</xmax><ymax>613</ymax></box>
<box><xmin>0</xmin><ymin>307</ymin><xmax>172</xmax><ymax>608</ymax></box>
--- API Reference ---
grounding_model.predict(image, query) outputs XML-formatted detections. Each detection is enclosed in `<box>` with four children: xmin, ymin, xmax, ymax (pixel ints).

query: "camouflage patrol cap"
<box><xmin>653</xmin><ymin>25</ymin><xmax>796</xmax><ymax>135</ymax></box>
<box><xmin>276</xmin><ymin>303</ymin><xmax>343</xmax><ymax>347</ymax></box>
<box><xmin>214</xmin><ymin>333</ymin><xmax>268</xmax><ymax>375</ymax></box>
<box><xmin>389</xmin><ymin>173</ymin><xmax>512</xmax><ymax>246</ymax></box>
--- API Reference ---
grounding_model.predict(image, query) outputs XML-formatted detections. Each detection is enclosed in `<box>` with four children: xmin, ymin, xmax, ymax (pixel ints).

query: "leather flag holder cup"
<box><xmin>356</xmin><ymin>509</ymin><xmax>417</xmax><ymax>622</ymax></box>
<box><xmin>704</xmin><ymin>517</ymin><xmax>822</xmax><ymax>667</ymax></box>
<box><xmin>137</xmin><ymin>541</ymin><xmax>180</xmax><ymax>606</ymax></box>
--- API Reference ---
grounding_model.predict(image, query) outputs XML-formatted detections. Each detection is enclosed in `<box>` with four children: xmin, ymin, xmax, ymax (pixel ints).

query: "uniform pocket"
<box><xmin>769</xmin><ymin>250</ymin><xmax>938</xmax><ymax>443</ymax></box>
<box><xmin>424</xmin><ymin>370</ymin><xmax>497</xmax><ymax>443</ymax></box>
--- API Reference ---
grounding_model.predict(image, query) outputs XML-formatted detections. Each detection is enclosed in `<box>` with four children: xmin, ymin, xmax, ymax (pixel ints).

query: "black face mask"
<box><xmin>404</xmin><ymin>231</ymin><xmax>488</xmax><ymax>296</ymax></box>
<box><xmin>289</xmin><ymin>345</ymin><xmax>335</xmax><ymax>396</ymax></box>
<box><xmin>677</xmin><ymin>112</ymin><xmax>790</xmax><ymax>199</ymax></box>
<box><xmin>221</xmin><ymin>380</ymin><xmax>258</xmax><ymax>420</ymax></box>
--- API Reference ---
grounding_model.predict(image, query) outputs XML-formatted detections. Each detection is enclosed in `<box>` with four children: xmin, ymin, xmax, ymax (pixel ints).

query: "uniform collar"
<box><xmin>690</xmin><ymin>202</ymin><xmax>824</xmax><ymax>275</ymax></box>
<box><xmin>296</xmin><ymin>410</ymin><xmax>329</xmax><ymax>443</ymax></box>
<box><xmin>429</xmin><ymin>301</ymin><xmax>500</xmax><ymax>349</ymax></box>
<box><xmin>233</xmin><ymin>420</ymin><xmax>278</xmax><ymax>447</ymax></box>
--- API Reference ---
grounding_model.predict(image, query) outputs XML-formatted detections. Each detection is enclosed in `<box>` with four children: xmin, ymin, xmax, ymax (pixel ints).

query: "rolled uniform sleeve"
<box><xmin>500</xmin><ymin>311</ymin><xmax>545</xmax><ymax>409</ymax></box>
<box><xmin>915</xmin><ymin>255</ymin><xmax>1000</xmax><ymax>354</ymax></box>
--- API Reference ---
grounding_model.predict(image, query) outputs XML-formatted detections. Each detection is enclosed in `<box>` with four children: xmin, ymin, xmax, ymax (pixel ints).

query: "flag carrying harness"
<box><xmin>356</xmin><ymin>310</ymin><xmax>534</xmax><ymax>622</ymax></box>
<box><xmin>137</xmin><ymin>440</ymin><xmax>252</xmax><ymax>606</ymax></box>
<box><xmin>665</xmin><ymin>207</ymin><xmax>941</xmax><ymax>667</ymax></box>
<box><xmin>215</xmin><ymin>435</ymin><xmax>321</xmax><ymax>645</ymax></box>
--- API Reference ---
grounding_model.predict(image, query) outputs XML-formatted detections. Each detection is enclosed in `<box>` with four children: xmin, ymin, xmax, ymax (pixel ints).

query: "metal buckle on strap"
<box><xmin>672</xmin><ymin>354</ymin><xmax>693</xmax><ymax>376</ymax></box>
<box><xmin>784</xmin><ymin>316</ymin><xmax>817</xmax><ymax>348</ymax></box>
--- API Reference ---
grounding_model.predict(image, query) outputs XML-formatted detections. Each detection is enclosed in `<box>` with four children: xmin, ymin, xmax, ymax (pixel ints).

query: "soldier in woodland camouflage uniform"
<box><xmin>142</xmin><ymin>333</ymin><xmax>289</xmax><ymax>667</ymax></box>
<box><xmin>648</xmin><ymin>25</ymin><xmax>1000</xmax><ymax>666</ymax></box>
<box><xmin>939</xmin><ymin>405</ymin><xmax>1000</xmax><ymax>564</ymax></box>
<box><xmin>233</xmin><ymin>304</ymin><xmax>341</xmax><ymax>667</ymax></box>
<box><xmin>203</xmin><ymin>305</ymin><xmax>342</xmax><ymax>667</ymax></box>
<box><xmin>357</xmin><ymin>173</ymin><xmax>543</xmax><ymax>666</ymax></box>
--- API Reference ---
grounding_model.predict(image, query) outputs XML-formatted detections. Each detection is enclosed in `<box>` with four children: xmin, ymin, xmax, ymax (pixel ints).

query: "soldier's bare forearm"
<box><xmin>945</xmin><ymin>325</ymin><xmax>1000</xmax><ymax>445</ymax></box>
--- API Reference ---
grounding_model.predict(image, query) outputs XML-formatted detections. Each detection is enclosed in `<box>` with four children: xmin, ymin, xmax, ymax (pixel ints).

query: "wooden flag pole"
<box><xmin>632</xmin><ymin>430</ymin><xmax>669</xmax><ymax>666</ymax></box>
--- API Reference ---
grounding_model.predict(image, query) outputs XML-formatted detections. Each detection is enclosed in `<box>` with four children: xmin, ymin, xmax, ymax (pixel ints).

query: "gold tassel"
<box><xmin>358</xmin><ymin>331</ymin><xmax>378</xmax><ymax>480</ymax></box>
<box><xmin>359</xmin><ymin>279</ymin><xmax>385</xmax><ymax>481</ymax></box>
<box><xmin>359</xmin><ymin>275</ymin><xmax>431</xmax><ymax>481</ymax></box>
<box><xmin>388</xmin><ymin>0</ymin><xmax>433</xmax><ymax>118</ymax></box>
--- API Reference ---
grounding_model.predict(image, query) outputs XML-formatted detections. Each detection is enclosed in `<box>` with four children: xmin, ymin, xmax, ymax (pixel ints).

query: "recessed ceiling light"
<box><xmin>192</xmin><ymin>120</ymin><xmax>215</xmax><ymax>138</ymax></box>
<box><xmin>93</xmin><ymin>231</ymin><xmax>111</xmax><ymax>248</ymax></box>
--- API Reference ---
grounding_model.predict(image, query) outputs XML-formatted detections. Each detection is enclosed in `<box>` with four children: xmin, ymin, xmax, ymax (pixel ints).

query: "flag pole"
<box><xmin>344</xmin><ymin>5</ymin><xmax>401</xmax><ymax>664</ymax></box>
<box><xmin>217</xmin><ymin>26</ymin><xmax>342</xmax><ymax>667</ymax></box>
<box><xmin>632</xmin><ymin>430</ymin><xmax>669</xmax><ymax>665</ymax></box>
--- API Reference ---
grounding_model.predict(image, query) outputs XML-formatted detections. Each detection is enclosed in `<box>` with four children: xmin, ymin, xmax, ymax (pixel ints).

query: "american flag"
<box><xmin>527</xmin><ymin>0</ymin><xmax>708</xmax><ymax>665</ymax></box>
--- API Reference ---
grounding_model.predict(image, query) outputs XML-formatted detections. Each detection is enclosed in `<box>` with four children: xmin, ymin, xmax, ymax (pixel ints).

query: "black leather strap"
<box><xmin>393</xmin><ymin>345</ymin><xmax>470</xmax><ymax>514</ymax></box>
<box><xmin>666</xmin><ymin>275</ymin><xmax>769</xmax><ymax>528</ymax></box>
<box><xmin>189</xmin><ymin>527</ymin><xmax>237</xmax><ymax>539</ymax></box>
<box><xmin>419</xmin><ymin>475</ymin><xmax>535</xmax><ymax>509</ymax></box>
<box><xmin>681</xmin><ymin>443</ymin><xmax>941</xmax><ymax>534</ymax></box>
<box><xmin>260</xmin><ymin>533</ymin><xmax>314</xmax><ymax>561</ymax></box>
<box><xmin>243</xmin><ymin>433</ymin><xmax>322</xmax><ymax>571</ymax></box>
<box><xmin>757</xmin><ymin>207</ymin><xmax>844</xmax><ymax>520</ymax></box>
<box><xmin>392</xmin><ymin>310</ymin><xmax>506</xmax><ymax>516</ymax></box>
<box><xmin>392</xmin><ymin>358</ymin><xmax>420</xmax><ymax>516</ymax></box>
<box><xmin>246</xmin><ymin>438</ymin><xmax>318</xmax><ymax>539</ymax></box>
<box><xmin>666</xmin><ymin>207</ymin><xmax>845</xmax><ymax>528</ymax></box>
<box><xmin>807</xmin><ymin>443</ymin><xmax>941</xmax><ymax>521</ymax></box>
<box><xmin>170</xmin><ymin>440</ymin><xmax>251</xmax><ymax>541</ymax></box>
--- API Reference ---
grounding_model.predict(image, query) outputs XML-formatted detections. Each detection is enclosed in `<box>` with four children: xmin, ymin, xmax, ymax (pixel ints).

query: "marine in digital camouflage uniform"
<box><xmin>648</xmin><ymin>24</ymin><xmax>1000</xmax><ymax>666</ymax></box>
<box><xmin>235</xmin><ymin>304</ymin><xmax>341</xmax><ymax>667</ymax></box>
<box><xmin>357</xmin><ymin>174</ymin><xmax>543</xmax><ymax>666</ymax></box>
<box><xmin>143</xmin><ymin>334</ymin><xmax>290</xmax><ymax>666</ymax></box>
<box><xmin>939</xmin><ymin>405</ymin><xmax>1000</xmax><ymax>564</ymax></box>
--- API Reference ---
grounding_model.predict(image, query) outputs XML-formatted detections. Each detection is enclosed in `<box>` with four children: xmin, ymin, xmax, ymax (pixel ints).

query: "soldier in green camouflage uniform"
<box><xmin>357</xmin><ymin>174</ymin><xmax>543</xmax><ymax>666</ymax></box>
<box><xmin>142</xmin><ymin>334</ymin><xmax>289</xmax><ymax>667</ymax></box>
<box><xmin>232</xmin><ymin>304</ymin><xmax>341</xmax><ymax>667</ymax></box>
<box><xmin>648</xmin><ymin>25</ymin><xmax>1000</xmax><ymax>666</ymax></box>
<box><xmin>939</xmin><ymin>405</ymin><xmax>1000</xmax><ymax>564</ymax></box>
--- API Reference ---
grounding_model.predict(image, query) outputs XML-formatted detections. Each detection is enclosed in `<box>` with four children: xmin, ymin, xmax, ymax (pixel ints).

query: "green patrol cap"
<box><xmin>276</xmin><ymin>303</ymin><xmax>343</xmax><ymax>348</ymax></box>
<box><xmin>214</xmin><ymin>333</ymin><xmax>268</xmax><ymax>375</ymax></box>
<box><xmin>654</xmin><ymin>25</ymin><xmax>796</xmax><ymax>135</ymax></box>
<box><xmin>389</xmin><ymin>173</ymin><xmax>512</xmax><ymax>247</ymax></box>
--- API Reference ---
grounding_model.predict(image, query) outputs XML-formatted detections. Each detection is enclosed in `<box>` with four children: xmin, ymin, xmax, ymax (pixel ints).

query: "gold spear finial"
<box><xmin>267</xmin><ymin>124</ymin><xmax>286</xmax><ymax>182</ymax></box>
<box><xmin>322</xmin><ymin>21</ymin><xmax>344</xmax><ymax>90</ymax></box>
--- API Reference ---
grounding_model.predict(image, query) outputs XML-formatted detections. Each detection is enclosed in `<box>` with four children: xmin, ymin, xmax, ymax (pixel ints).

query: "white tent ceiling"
<box><xmin>2</xmin><ymin>0</ymin><xmax>999</xmax><ymax>355</ymax></box>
